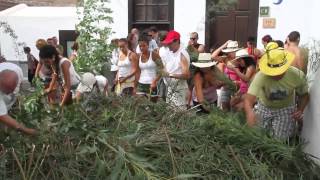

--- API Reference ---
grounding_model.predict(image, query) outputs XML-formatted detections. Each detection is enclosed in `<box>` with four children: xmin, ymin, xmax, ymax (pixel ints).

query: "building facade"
<box><xmin>0</xmin><ymin>0</ymin><xmax>76</xmax><ymax>9</ymax></box>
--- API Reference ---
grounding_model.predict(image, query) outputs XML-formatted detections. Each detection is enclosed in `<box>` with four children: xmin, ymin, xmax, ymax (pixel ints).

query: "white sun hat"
<box><xmin>77</xmin><ymin>72</ymin><xmax>97</xmax><ymax>93</ymax></box>
<box><xmin>222</xmin><ymin>41</ymin><xmax>240</xmax><ymax>53</ymax></box>
<box><xmin>233</xmin><ymin>49</ymin><xmax>254</xmax><ymax>61</ymax></box>
<box><xmin>192</xmin><ymin>53</ymin><xmax>217</xmax><ymax>68</ymax></box>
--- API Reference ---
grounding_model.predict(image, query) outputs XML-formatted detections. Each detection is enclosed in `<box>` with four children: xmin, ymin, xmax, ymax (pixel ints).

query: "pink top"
<box><xmin>224</xmin><ymin>67</ymin><xmax>240</xmax><ymax>81</ymax></box>
<box><xmin>239</xmin><ymin>79</ymin><xmax>249</xmax><ymax>94</ymax></box>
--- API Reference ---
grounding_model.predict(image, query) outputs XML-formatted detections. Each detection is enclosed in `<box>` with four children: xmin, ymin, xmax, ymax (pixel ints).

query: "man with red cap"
<box><xmin>162</xmin><ymin>30</ymin><xmax>190</xmax><ymax>110</ymax></box>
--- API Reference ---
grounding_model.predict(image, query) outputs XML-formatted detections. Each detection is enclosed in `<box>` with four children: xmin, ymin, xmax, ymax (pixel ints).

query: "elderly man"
<box><xmin>161</xmin><ymin>30</ymin><xmax>190</xmax><ymax>110</ymax></box>
<box><xmin>244</xmin><ymin>43</ymin><xmax>309</xmax><ymax>139</ymax></box>
<box><xmin>0</xmin><ymin>63</ymin><xmax>36</xmax><ymax>135</ymax></box>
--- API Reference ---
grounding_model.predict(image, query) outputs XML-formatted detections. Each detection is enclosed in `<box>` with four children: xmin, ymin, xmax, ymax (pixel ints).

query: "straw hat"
<box><xmin>259</xmin><ymin>43</ymin><xmax>295</xmax><ymax>76</ymax></box>
<box><xmin>222</xmin><ymin>41</ymin><xmax>240</xmax><ymax>53</ymax></box>
<box><xmin>77</xmin><ymin>72</ymin><xmax>97</xmax><ymax>93</ymax></box>
<box><xmin>232</xmin><ymin>49</ymin><xmax>255</xmax><ymax>61</ymax></box>
<box><xmin>192</xmin><ymin>53</ymin><xmax>217</xmax><ymax>68</ymax></box>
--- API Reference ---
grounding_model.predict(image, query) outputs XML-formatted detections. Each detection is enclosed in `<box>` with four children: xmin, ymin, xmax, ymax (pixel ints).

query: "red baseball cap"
<box><xmin>162</xmin><ymin>30</ymin><xmax>180</xmax><ymax>45</ymax></box>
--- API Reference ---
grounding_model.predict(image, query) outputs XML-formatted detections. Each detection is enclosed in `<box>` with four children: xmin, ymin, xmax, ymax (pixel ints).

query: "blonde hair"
<box><xmin>36</xmin><ymin>39</ymin><xmax>47</xmax><ymax>50</ymax></box>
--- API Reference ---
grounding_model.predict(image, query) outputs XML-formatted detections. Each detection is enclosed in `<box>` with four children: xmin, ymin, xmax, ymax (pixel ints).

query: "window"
<box><xmin>129</xmin><ymin>0</ymin><xmax>174</xmax><ymax>31</ymax></box>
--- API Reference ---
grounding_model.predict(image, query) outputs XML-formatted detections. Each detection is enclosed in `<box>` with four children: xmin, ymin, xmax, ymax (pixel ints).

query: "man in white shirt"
<box><xmin>161</xmin><ymin>30</ymin><xmax>190</xmax><ymax>109</ymax></box>
<box><xmin>0</xmin><ymin>64</ymin><xmax>36</xmax><ymax>135</ymax></box>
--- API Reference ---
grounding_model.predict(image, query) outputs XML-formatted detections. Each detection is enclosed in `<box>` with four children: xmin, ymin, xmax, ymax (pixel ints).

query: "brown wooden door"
<box><xmin>59</xmin><ymin>30</ymin><xmax>78</xmax><ymax>58</ymax></box>
<box><xmin>206</xmin><ymin>0</ymin><xmax>259</xmax><ymax>50</ymax></box>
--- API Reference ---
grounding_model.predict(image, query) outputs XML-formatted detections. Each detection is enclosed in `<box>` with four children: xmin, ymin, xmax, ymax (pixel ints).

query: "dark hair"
<box><xmin>39</xmin><ymin>45</ymin><xmax>60</xmax><ymax>74</ymax></box>
<box><xmin>119</xmin><ymin>38</ymin><xmax>128</xmax><ymax>44</ymax></box>
<box><xmin>262</xmin><ymin>35</ymin><xmax>272</xmax><ymax>43</ymax></box>
<box><xmin>239</xmin><ymin>57</ymin><xmax>256</xmax><ymax>73</ymax></box>
<box><xmin>288</xmin><ymin>31</ymin><xmax>300</xmax><ymax>42</ymax></box>
<box><xmin>111</xmin><ymin>38</ymin><xmax>119</xmax><ymax>44</ymax></box>
<box><xmin>23</xmin><ymin>47</ymin><xmax>31</xmax><ymax>53</ymax></box>
<box><xmin>191</xmin><ymin>32</ymin><xmax>199</xmax><ymax>39</ymax></box>
<box><xmin>247</xmin><ymin>36</ymin><xmax>256</xmax><ymax>44</ymax></box>
<box><xmin>138</xmin><ymin>32</ymin><xmax>149</xmax><ymax>44</ymax></box>
<box><xmin>194</xmin><ymin>66</ymin><xmax>216</xmax><ymax>81</ymax></box>
<box><xmin>0</xmin><ymin>55</ymin><xmax>6</xmax><ymax>63</ymax></box>
<box><xmin>126</xmin><ymin>34</ymin><xmax>135</xmax><ymax>51</ymax></box>
<box><xmin>274</xmin><ymin>40</ymin><xmax>284</xmax><ymax>48</ymax></box>
<box><xmin>71</xmin><ymin>42</ymin><xmax>78</xmax><ymax>51</ymax></box>
<box><xmin>149</xmin><ymin>26</ymin><xmax>158</xmax><ymax>33</ymax></box>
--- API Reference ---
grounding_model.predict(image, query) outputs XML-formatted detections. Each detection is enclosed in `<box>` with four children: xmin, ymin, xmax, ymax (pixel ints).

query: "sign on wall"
<box><xmin>262</xmin><ymin>18</ymin><xmax>276</xmax><ymax>28</ymax></box>
<box><xmin>260</xmin><ymin>6</ymin><xmax>270</xmax><ymax>17</ymax></box>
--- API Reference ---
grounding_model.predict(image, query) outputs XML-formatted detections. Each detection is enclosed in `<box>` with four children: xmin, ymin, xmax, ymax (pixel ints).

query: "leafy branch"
<box><xmin>75</xmin><ymin>0</ymin><xmax>114</xmax><ymax>74</ymax></box>
<box><xmin>0</xmin><ymin>21</ymin><xmax>26</xmax><ymax>60</ymax></box>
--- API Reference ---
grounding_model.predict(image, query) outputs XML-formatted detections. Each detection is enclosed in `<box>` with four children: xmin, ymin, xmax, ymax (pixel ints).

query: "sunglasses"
<box><xmin>190</xmin><ymin>38</ymin><xmax>197</xmax><ymax>40</ymax></box>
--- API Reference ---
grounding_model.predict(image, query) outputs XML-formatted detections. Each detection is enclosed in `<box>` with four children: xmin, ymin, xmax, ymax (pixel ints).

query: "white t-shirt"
<box><xmin>95</xmin><ymin>75</ymin><xmax>108</xmax><ymax>91</ymax></box>
<box><xmin>159</xmin><ymin>46</ymin><xmax>169</xmax><ymax>65</ymax></box>
<box><xmin>164</xmin><ymin>46</ymin><xmax>190</xmax><ymax>75</ymax></box>
<box><xmin>77</xmin><ymin>75</ymin><xmax>108</xmax><ymax>94</ymax></box>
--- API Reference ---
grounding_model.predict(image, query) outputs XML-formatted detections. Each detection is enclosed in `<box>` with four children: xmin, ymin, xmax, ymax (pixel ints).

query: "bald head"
<box><xmin>0</xmin><ymin>70</ymin><xmax>18</xmax><ymax>94</ymax></box>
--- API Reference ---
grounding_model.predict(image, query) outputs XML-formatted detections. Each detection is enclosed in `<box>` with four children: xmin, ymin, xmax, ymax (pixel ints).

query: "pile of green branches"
<box><xmin>1</xmin><ymin>94</ymin><xmax>320</xmax><ymax>179</ymax></box>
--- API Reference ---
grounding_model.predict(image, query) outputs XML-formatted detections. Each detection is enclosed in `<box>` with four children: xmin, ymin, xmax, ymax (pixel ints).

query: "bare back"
<box><xmin>287</xmin><ymin>45</ymin><xmax>304</xmax><ymax>71</ymax></box>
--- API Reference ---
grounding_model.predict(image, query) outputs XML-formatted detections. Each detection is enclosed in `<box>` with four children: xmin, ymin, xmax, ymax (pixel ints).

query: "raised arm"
<box><xmin>234</xmin><ymin>65</ymin><xmax>256</xmax><ymax>82</ymax></box>
<box><xmin>211</xmin><ymin>40</ymin><xmax>231</xmax><ymax>58</ymax></box>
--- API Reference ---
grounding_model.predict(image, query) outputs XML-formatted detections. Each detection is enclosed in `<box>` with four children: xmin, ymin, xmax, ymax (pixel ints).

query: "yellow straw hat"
<box><xmin>259</xmin><ymin>42</ymin><xmax>295</xmax><ymax>76</ymax></box>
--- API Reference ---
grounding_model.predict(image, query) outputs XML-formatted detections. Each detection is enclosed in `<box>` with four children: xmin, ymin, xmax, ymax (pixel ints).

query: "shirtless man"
<box><xmin>285</xmin><ymin>31</ymin><xmax>305</xmax><ymax>72</ymax></box>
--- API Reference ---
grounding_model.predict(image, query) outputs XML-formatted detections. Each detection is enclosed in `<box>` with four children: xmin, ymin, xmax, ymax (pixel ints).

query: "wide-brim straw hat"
<box><xmin>192</xmin><ymin>53</ymin><xmax>217</xmax><ymax>68</ymax></box>
<box><xmin>222</xmin><ymin>41</ymin><xmax>240</xmax><ymax>53</ymax></box>
<box><xmin>232</xmin><ymin>49</ymin><xmax>255</xmax><ymax>61</ymax></box>
<box><xmin>259</xmin><ymin>42</ymin><xmax>295</xmax><ymax>76</ymax></box>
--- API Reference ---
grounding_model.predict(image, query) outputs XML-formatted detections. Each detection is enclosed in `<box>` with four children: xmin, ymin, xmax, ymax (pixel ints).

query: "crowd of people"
<box><xmin>0</xmin><ymin>27</ymin><xmax>309</xmax><ymax>140</ymax></box>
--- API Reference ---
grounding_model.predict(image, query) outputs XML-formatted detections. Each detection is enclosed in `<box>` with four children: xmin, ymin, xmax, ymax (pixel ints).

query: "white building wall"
<box><xmin>303</xmin><ymin>68</ymin><xmax>320</xmax><ymax>163</ymax></box>
<box><xmin>257</xmin><ymin>0</ymin><xmax>320</xmax><ymax>49</ymax></box>
<box><xmin>174</xmin><ymin>0</ymin><xmax>206</xmax><ymax>47</ymax></box>
<box><xmin>0</xmin><ymin>5</ymin><xmax>78</xmax><ymax>61</ymax></box>
<box><xmin>109</xmin><ymin>0</ymin><xmax>128</xmax><ymax>40</ymax></box>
